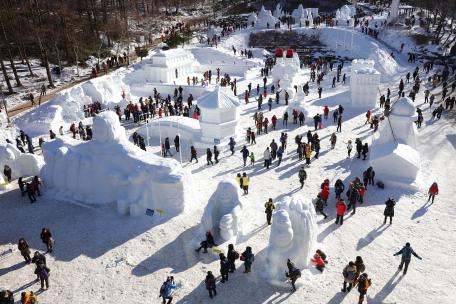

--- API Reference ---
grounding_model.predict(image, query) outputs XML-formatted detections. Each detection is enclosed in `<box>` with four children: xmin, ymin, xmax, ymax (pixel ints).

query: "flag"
<box><xmin>145</xmin><ymin>209</ymin><xmax>154</xmax><ymax>217</ymax></box>
<box><xmin>155</xmin><ymin>208</ymin><xmax>164</xmax><ymax>216</ymax></box>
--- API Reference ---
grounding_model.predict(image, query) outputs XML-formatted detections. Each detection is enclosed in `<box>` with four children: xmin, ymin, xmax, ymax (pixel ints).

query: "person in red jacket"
<box><xmin>271</xmin><ymin>115</ymin><xmax>277</xmax><ymax>130</ymax></box>
<box><xmin>427</xmin><ymin>182</ymin><xmax>439</xmax><ymax>203</ymax></box>
<box><xmin>263</xmin><ymin>117</ymin><xmax>269</xmax><ymax>134</ymax></box>
<box><xmin>321</xmin><ymin>185</ymin><xmax>330</xmax><ymax>206</ymax></box>
<box><xmin>335</xmin><ymin>199</ymin><xmax>347</xmax><ymax>225</ymax></box>
<box><xmin>358</xmin><ymin>186</ymin><xmax>366</xmax><ymax>204</ymax></box>
<box><xmin>244</xmin><ymin>90</ymin><xmax>250</xmax><ymax>104</ymax></box>
<box><xmin>365</xmin><ymin>110</ymin><xmax>371</xmax><ymax>124</ymax></box>
<box><xmin>323</xmin><ymin>106</ymin><xmax>329</xmax><ymax>120</ymax></box>
<box><xmin>311</xmin><ymin>252</ymin><xmax>326</xmax><ymax>272</ymax></box>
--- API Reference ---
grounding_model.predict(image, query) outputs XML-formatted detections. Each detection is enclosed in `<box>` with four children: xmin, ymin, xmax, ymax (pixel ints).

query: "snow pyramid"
<box><xmin>198</xmin><ymin>179</ymin><xmax>246</xmax><ymax>242</ymax></box>
<box><xmin>41</xmin><ymin>111</ymin><xmax>189</xmax><ymax>217</ymax></box>
<box><xmin>370</xmin><ymin>97</ymin><xmax>420</xmax><ymax>184</ymax></box>
<box><xmin>263</xmin><ymin>194</ymin><xmax>317</xmax><ymax>286</ymax></box>
<box><xmin>0</xmin><ymin>143</ymin><xmax>44</xmax><ymax>181</ymax></box>
<box><xmin>255</xmin><ymin>6</ymin><xmax>279</xmax><ymax>29</ymax></box>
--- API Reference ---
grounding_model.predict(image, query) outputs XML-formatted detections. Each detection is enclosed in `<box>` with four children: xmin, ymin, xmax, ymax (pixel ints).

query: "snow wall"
<box><xmin>263</xmin><ymin>194</ymin><xmax>317</xmax><ymax>286</ymax></box>
<box><xmin>41</xmin><ymin>111</ymin><xmax>190</xmax><ymax>217</ymax></box>
<box><xmin>0</xmin><ymin>143</ymin><xmax>44</xmax><ymax>180</ymax></box>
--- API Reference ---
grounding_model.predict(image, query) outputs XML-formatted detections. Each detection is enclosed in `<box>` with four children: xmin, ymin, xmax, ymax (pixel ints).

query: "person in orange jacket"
<box><xmin>427</xmin><ymin>182</ymin><xmax>439</xmax><ymax>203</ymax></box>
<box><xmin>311</xmin><ymin>252</ymin><xmax>326</xmax><ymax>272</ymax></box>
<box><xmin>335</xmin><ymin>199</ymin><xmax>347</xmax><ymax>225</ymax></box>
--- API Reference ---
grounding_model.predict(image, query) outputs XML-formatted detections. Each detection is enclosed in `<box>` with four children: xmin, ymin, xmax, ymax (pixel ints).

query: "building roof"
<box><xmin>198</xmin><ymin>86</ymin><xmax>240</xmax><ymax>109</ymax></box>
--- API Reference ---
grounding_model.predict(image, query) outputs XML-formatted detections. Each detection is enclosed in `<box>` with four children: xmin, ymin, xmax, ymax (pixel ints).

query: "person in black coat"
<box><xmin>163</xmin><ymin>138</ymin><xmax>172</xmax><ymax>157</ymax></box>
<box><xmin>227</xmin><ymin>244</ymin><xmax>238</xmax><ymax>272</ymax></box>
<box><xmin>189</xmin><ymin>146</ymin><xmax>198</xmax><ymax>163</ymax></box>
<box><xmin>285</xmin><ymin>259</ymin><xmax>301</xmax><ymax>292</ymax></box>
<box><xmin>206</xmin><ymin>148</ymin><xmax>213</xmax><ymax>165</ymax></box>
<box><xmin>335</xmin><ymin>179</ymin><xmax>345</xmax><ymax>199</ymax></box>
<box><xmin>204</xmin><ymin>271</ymin><xmax>217</xmax><ymax>298</ymax></box>
<box><xmin>3</xmin><ymin>165</ymin><xmax>12</xmax><ymax>182</ymax></box>
<box><xmin>35</xmin><ymin>263</ymin><xmax>50</xmax><ymax>289</ymax></box>
<box><xmin>362</xmin><ymin>143</ymin><xmax>369</xmax><ymax>160</ymax></box>
<box><xmin>384</xmin><ymin>198</ymin><xmax>396</xmax><ymax>224</ymax></box>
<box><xmin>213</xmin><ymin>145</ymin><xmax>220</xmax><ymax>164</ymax></box>
<box><xmin>219</xmin><ymin>253</ymin><xmax>230</xmax><ymax>283</ymax></box>
<box><xmin>40</xmin><ymin>228</ymin><xmax>53</xmax><ymax>253</ymax></box>
<box><xmin>0</xmin><ymin>290</ymin><xmax>14</xmax><ymax>304</ymax></box>
<box><xmin>174</xmin><ymin>135</ymin><xmax>180</xmax><ymax>152</ymax></box>
<box><xmin>356</xmin><ymin>138</ymin><xmax>363</xmax><ymax>158</ymax></box>
<box><xmin>196</xmin><ymin>231</ymin><xmax>217</xmax><ymax>253</ymax></box>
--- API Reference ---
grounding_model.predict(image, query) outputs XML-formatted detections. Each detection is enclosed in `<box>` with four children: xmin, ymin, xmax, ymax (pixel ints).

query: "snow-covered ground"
<box><xmin>1</xmin><ymin>14</ymin><xmax>456</xmax><ymax>304</ymax></box>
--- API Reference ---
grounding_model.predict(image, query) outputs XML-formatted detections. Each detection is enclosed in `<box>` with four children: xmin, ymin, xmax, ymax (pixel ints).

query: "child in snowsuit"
<box><xmin>40</xmin><ymin>228</ymin><xmax>53</xmax><ymax>253</ymax></box>
<box><xmin>427</xmin><ymin>182</ymin><xmax>438</xmax><ymax>203</ymax></box>
<box><xmin>354</xmin><ymin>273</ymin><xmax>371</xmax><ymax>304</ymax></box>
<box><xmin>311</xmin><ymin>252</ymin><xmax>325</xmax><ymax>272</ymax></box>
<box><xmin>394</xmin><ymin>242</ymin><xmax>422</xmax><ymax>274</ymax></box>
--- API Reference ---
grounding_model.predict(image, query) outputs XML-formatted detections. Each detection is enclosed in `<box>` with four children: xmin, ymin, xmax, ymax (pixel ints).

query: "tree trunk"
<box><xmin>17</xmin><ymin>46</ymin><xmax>25</xmax><ymax>64</ymax></box>
<box><xmin>0</xmin><ymin>60</ymin><xmax>14</xmax><ymax>94</ymax></box>
<box><xmin>21</xmin><ymin>43</ymin><xmax>34</xmax><ymax>77</ymax></box>
<box><xmin>42</xmin><ymin>48</ymin><xmax>54</xmax><ymax>88</ymax></box>
<box><xmin>0</xmin><ymin>18</ymin><xmax>21</xmax><ymax>86</ymax></box>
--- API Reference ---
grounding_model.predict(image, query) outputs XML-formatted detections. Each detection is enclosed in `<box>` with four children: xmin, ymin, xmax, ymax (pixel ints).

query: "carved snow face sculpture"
<box><xmin>199</xmin><ymin>180</ymin><xmax>245</xmax><ymax>242</ymax></box>
<box><xmin>264</xmin><ymin>194</ymin><xmax>317</xmax><ymax>285</ymax></box>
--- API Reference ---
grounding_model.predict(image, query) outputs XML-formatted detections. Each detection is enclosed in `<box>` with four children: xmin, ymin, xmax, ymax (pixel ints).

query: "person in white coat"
<box><xmin>263</xmin><ymin>147</ymin><xmax>272</xmax><ymax>169</ymax></box>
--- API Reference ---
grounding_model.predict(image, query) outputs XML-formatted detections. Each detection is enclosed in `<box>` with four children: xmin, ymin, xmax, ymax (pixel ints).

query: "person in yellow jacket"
<box><xmin>241</xmin><ymin>172</ymin><xmax>249</xmax><ymax>195</ymax></box>
<box><xmin>304</xmin><ymin>143</ymin><xmax>312</xmax><ymax>166</ymax></box>
<box><xmin>264</xmin><ymin>198</ymin><xmax>275</xmax><ymax>225</ymax></box>
<box><xmin>21</xmin><ymin>291</ymin><xmax>38</xmax><ymax>304</ymax></box>
<box><xmin>236</xmin><ymin>173</ymin><xmax>242</xmax><ymax>189</ymax></box>
<box><xmin>354</xmin><ymin>273</ymin><xmax>371</xmax><ymax>304</ymax></box>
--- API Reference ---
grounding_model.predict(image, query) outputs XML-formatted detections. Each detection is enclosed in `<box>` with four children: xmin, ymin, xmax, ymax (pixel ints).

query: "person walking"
<box><xmin>285</xmin><ymin>259</ymin><xmax>301</xmax><ymax>292</ymax></box>
<box><xmin>189</xmin><ymin>146</ymin><xmax>198</xmax><ymax>163</ymax></box>
<box><xmin>164</xmin><ymin>138</ymin><xmax>172</xmax><ymax>157</ymax></box>
<box><xmin>354</xmin><ymin>273</ymin><xmax>371</xmax><ymax>304</ymax></box>
<box><xmin>227</xmin><ymin>244</ymin><xmax>239</xmax><ymax>273</ymax></box>
<box><xmin>362</xmin><ymin>143</ymin><xmax>369</xmax><ymax>160</ymax></box>
<box><xmin>159</xmin><ymin>276</ymin><xmax>176</xmax><ymax>304</ymax></box>
<box><xmin>18</xmin><ymin>238</ymin><xmax>32</xmax><ymax>264</ymax></box>
<box><xmin>334</xmin><ymin>179</ymin><xmax>345</xmax><ymax>199</ymax></box>
<box><xmin>205</xmin><ymin>271</ymin><xmax>217</xmax><ymax>298</ymax></box>
<box><xmin>263</xmin><ymin>147</ymin><xmax>272</xmax><ymax>169</ymax></box>
<box><xmin>335</xmin><ymin>199</ymin><xmax>346</xmax><ymax>225</ymax></box>
<box><xmin>229</xmin><ymin>137</ymin><xmax>236</xmax><ymax>155</ymax></box>
<box><xmin>315</xmin><ymin>194</ymin><xmax>328</xmax><ymax>219</ymax></box>
<box><xmin>249</xmin><ymin>152</ymin><xmax>255</xmax><ymax>166</ymax></box>
<box><xmin>213</xmin><ymin>146</ymin><xmax>220</xmax><ymax>164</ymax></box>
<box><xmin>337</xmin><ymin>115</ymin><xmax>342</xmax><ymax>132</ymax></box>
<box><xmin>427</xmin><ymin>182</ymin><xmax>439</xmax><ymax>203</ymax></box>
<box><xmin>298</xmin><ymin>166</ymin><xmax>307</xmax><ymax>188</ymax></box>
<box><xmin>393</xmin><ymin>242</ymin><xmax>422</xmax><ymax>274</ymax></box>
<box><xmin>241</xmin><ymin>246</ymin><xmax>254</xmax><ymax>273</ymax></box>
<box><xmin>264</xmin><ymin>198</ymin><xmax>275</xmax><ymax>225</ymax></box>
<box><xmin>26</xmin><ymin>182</ymin><xmax>36</xmax><ymax>203</ymax></box>
<box><xmin>206</xmin><ymin>148</ymin><xmax>214</xmax><ymax>166</ymax></box>
<box><xmin>240</xmin><ymin>146</ymin><xmax>249</xmax><ymax>166</ymax></box>
<box><xmin>383</xmin><ymin>198</ymin><xmax>396</xmax><ymax>224</ymax></box>
<box><xmin>342</xmin><ymin>261</ymin><xmax>357</xmax><ymax>292</ymax></box>
<box><xmin>36</xmin><ymin>263</ymin><xmax>50</xmax><ymax>290</ymax></box>
<box><xmin>40</xmin><ymin>228</ymin><xmax>53</xmax><ymax>253</ymax></box>
<box><xmin>174</xmin><ymin>135</ymin><xmax>180</xmax><ymax>152</ymax></box>
<box><xmin>241</xmin><ymin>172</ymin><xmax>249</xmax><ymax>195</ymax></box>
<box><xmin>219</xmin><ymin>253</ymin><xmax>230</xmax><ymax>283</ymax></box>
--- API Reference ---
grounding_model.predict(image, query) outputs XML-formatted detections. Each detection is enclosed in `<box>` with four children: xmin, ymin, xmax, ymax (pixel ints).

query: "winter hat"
<box><xmin>406</xmin><ymin>242</ymin><xmax>410</xmax><ymax>247</ymax></box>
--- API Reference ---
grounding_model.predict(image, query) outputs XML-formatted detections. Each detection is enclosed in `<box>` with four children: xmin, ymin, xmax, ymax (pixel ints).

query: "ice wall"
<box><xmin>263</xmin><ymin>194</ymin><xmax>317</xmax><ymax>286</ymax></box>
<box><xmin>41</xmin><ymin>111</ymin><xmax>189</xmax><ymax>217</ymax></box>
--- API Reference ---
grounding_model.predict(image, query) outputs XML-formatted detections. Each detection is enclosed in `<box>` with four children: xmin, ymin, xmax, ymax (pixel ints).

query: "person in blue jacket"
<box><xmin>159</xmin><ymin>276</ymin><xmax>176</xmax><ymax>304</ymax></box>
<box><xmin>240</xmin><ymin>146</ymin><xmax>249</xmax><ymax>166</ymax></box>
<box><xmin>393</xmin><ymin>242</ymin><xmax>422</xmax><ymax>274</ymax></box>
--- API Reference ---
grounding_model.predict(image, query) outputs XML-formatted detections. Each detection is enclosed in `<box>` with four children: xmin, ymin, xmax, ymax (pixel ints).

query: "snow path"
<box><xmin>1</xmin><ymin>27</ymin><xmax>455</xmax><ymax>304</ymax></box>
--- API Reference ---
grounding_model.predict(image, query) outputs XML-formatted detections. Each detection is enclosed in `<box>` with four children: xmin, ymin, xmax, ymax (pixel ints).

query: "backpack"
<box><xmin>376</xmin><ymin>181</ymin><xmax>385</xmax><ymax>189</ymax></box>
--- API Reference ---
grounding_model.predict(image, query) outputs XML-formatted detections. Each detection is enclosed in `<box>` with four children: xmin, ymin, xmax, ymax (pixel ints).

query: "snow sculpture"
<box><xmin>350</xmin><ymin>59</ymin><xmax>381</xmax><ymax>108</ymax></box>
<box><xmin>199</xmin><ymin>180</ymin><xmax>246</xmax><ymax>242</ymax></box>
<box><xmin>255</xmin><ymin>6</ymin><xmax>279</xmax><ymax>29</ymax></box>
<box><xmin>336</xmin><ymin>5</ymin><xmax>355</xmax><ymax>27</ymax></box>
<box><xmin>272</xmin><ymin>49</ymin><xmax>301</xmax><ymax>100</ymax></box>
<box><xmin>264</xmin><ymin>194</ymin><xmax>317</xmax><ymax>286</ymax></box>
<box><xmin>370</xmin><ymin>97</ymin><xmax>420</xmax><ymax>184</ymax></box>
<box><xmin>389</xmin><ymin>0</ymin><xmax>400</xmax><ymax>22</ymax></box>
<box><xmin>247</xmin><ymin>12</ymin><xmax>258</xmax><ymax>26</ymax></box>
<box><xmin>198</xmin><ymin>86</ymin><xmax>241</xmax><ymax>146</ymax></box>
<box><xmin>134</xmin><ymin>49</ymin><xmax>195</xmax><ymax>83</ymax></box>
<box><xmin>292</xmin><ymin>4</ymin><xmax>305</xmax><ymax>23</ymax></box>
<box><xmin>273</xmin><ymin>3</ymin><xmax>283</xmax><ymax>19</ymax></box>
<box><xmin>0</xmin><ymin>144</ymin><xmax>44</xmax><ymax>180</ymax></box>
<box><xmin>41</xmin><ymin>111</ymin><xmax>189</xmax><ymax>217</ymax></box>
